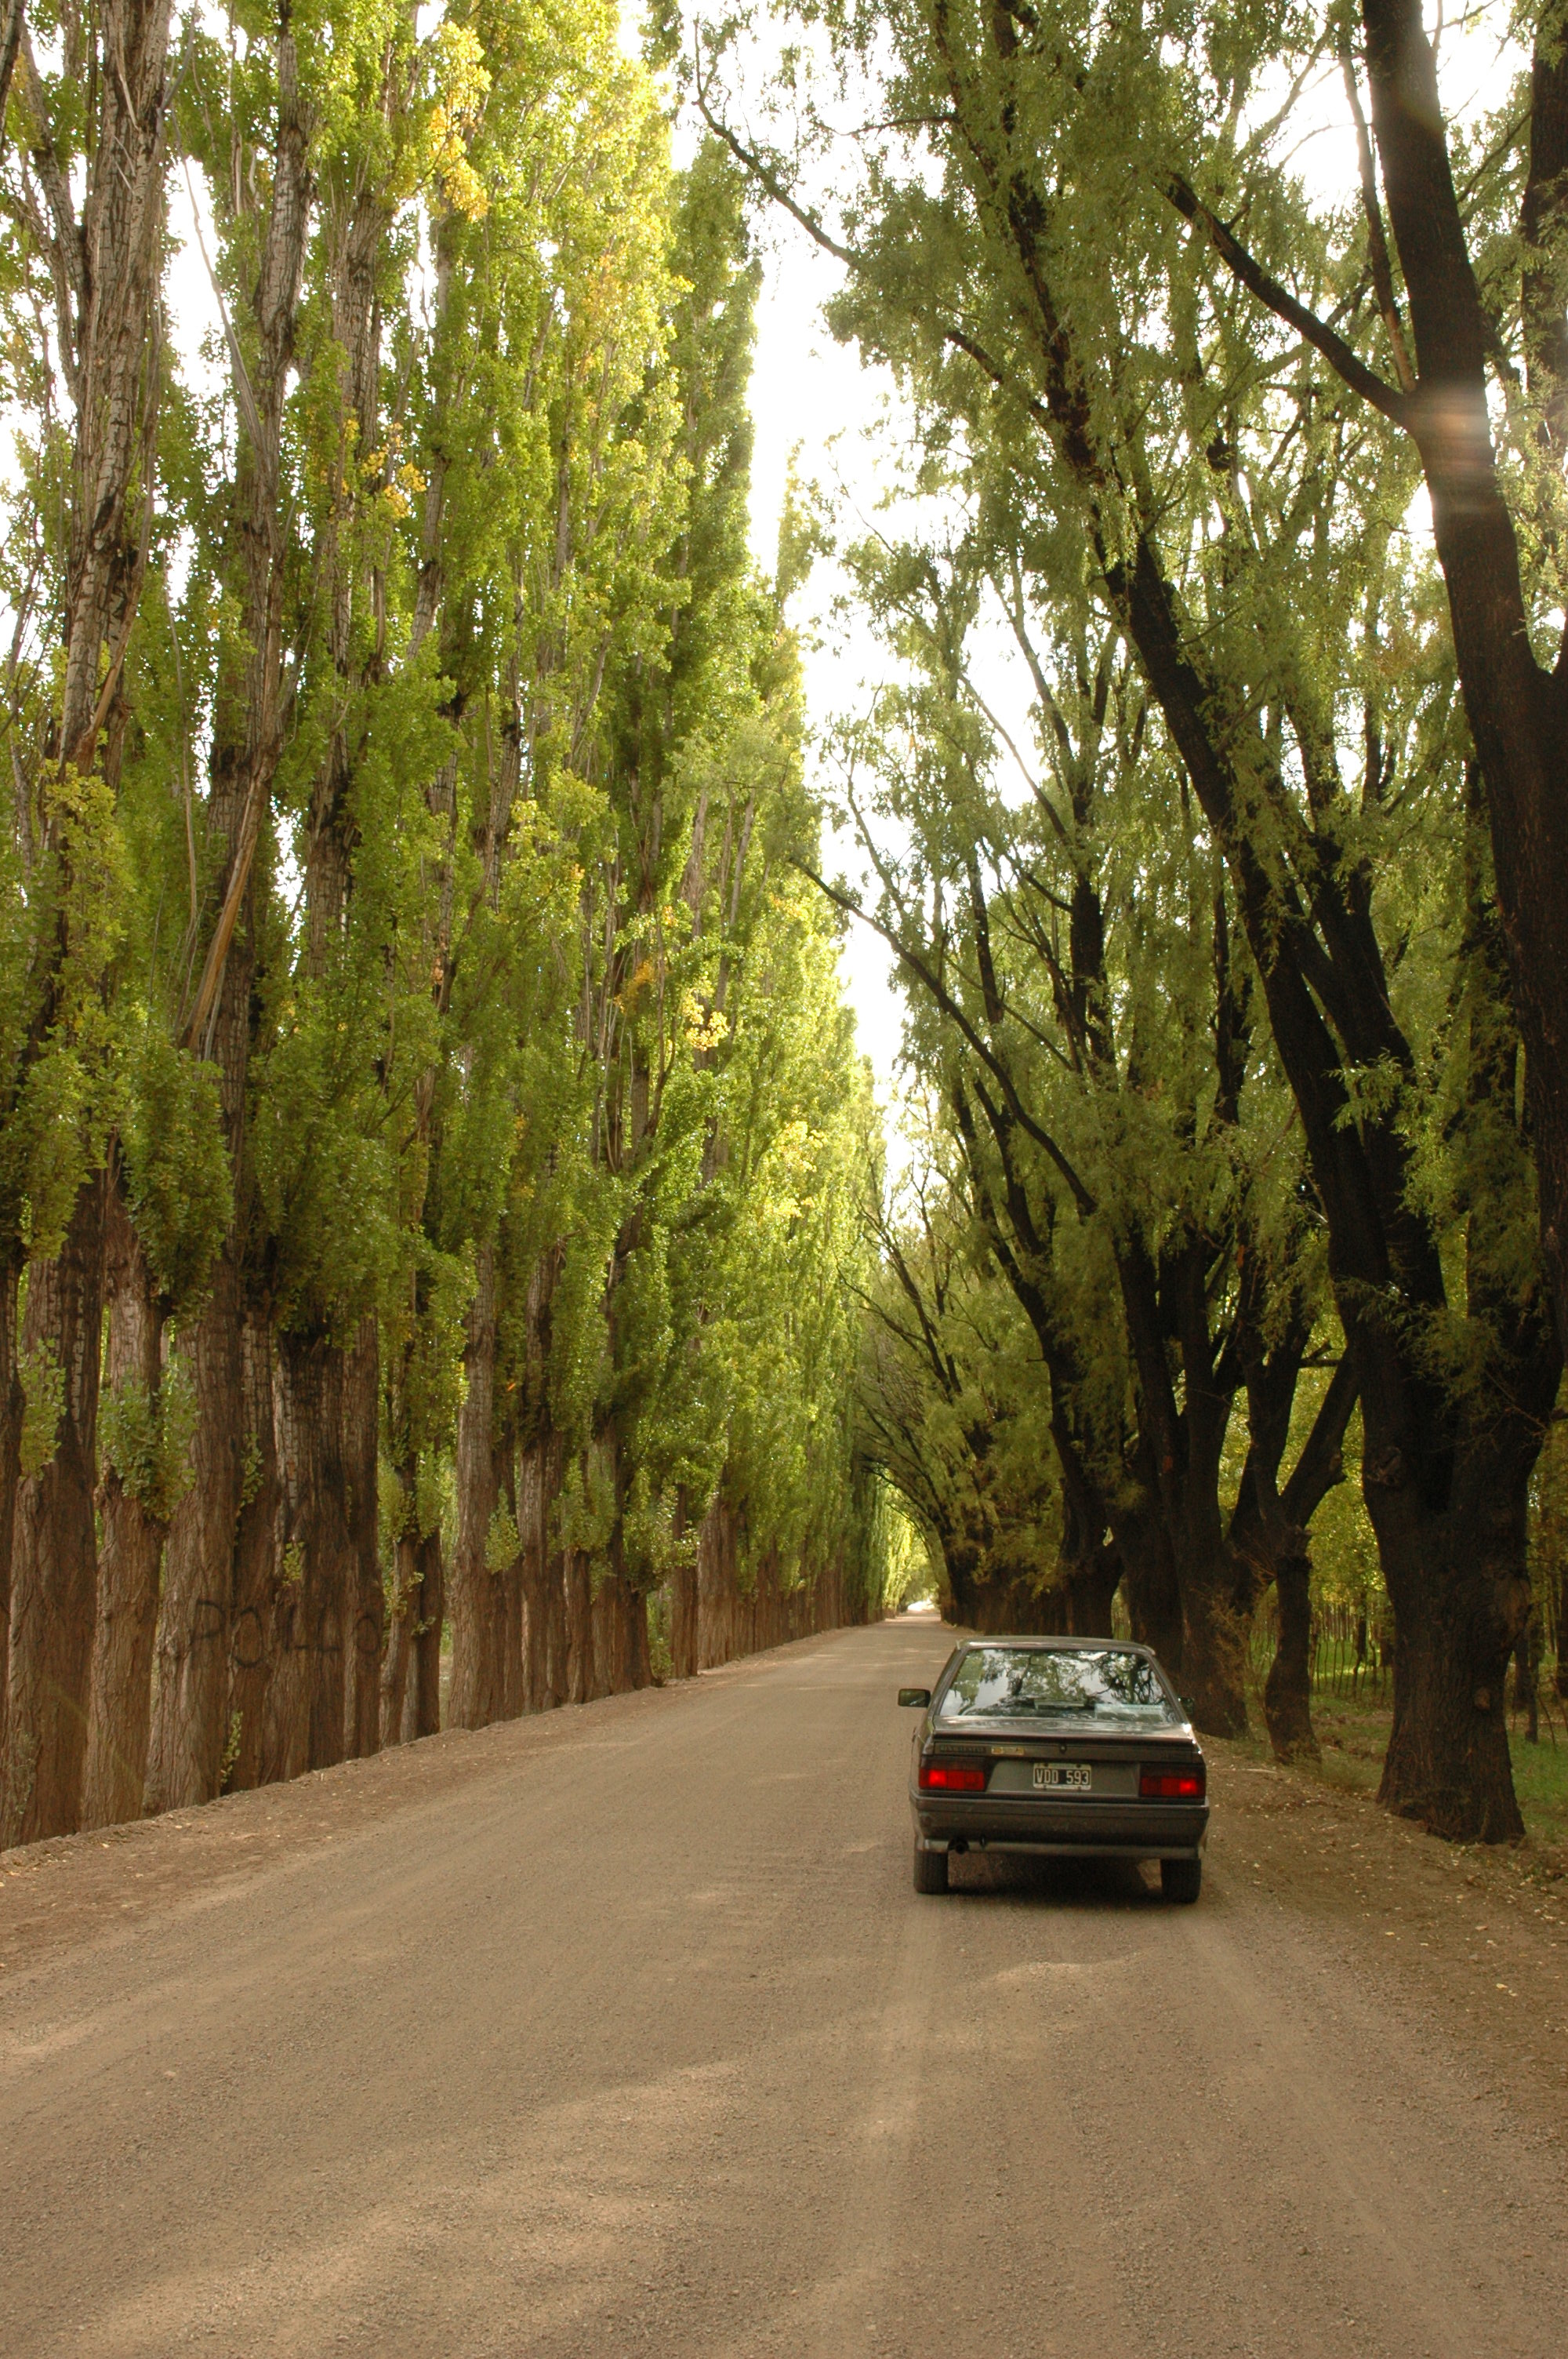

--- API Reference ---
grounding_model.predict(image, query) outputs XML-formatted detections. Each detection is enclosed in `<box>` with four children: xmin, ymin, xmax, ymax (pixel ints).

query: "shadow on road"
<box><xmin>944</xmin><ymin>1852</ymin><xmax>1167</xmax><ymax>1909</ymax></box>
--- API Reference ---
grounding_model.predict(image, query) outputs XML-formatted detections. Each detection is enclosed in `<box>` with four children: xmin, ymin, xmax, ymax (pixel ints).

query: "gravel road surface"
<box><xmin>2</xmin><ymin>1619</ymin><xmax>1564</xmax><ymax>2358</ymax></box>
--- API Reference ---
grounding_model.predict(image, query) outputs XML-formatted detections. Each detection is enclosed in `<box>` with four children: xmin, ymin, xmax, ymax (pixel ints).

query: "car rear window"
<box><xmin>937</xmin><ymin>1646</ymin><xmax>1180</xmax><ymax>1724</ymax></box>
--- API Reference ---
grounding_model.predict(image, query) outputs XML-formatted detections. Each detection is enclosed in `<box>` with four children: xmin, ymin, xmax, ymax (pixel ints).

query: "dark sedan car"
<box><xmin>900</xmin><ymin>1636</ymin><xmax>1208</xmax><ymax>1901</ymax></box>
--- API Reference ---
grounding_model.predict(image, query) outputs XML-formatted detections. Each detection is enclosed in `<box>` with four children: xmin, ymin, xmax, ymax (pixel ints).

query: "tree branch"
<box><xmin>1167</xmin><ymin>172</ymin><xmax>1412</xmax><ymax>428</ymax></box>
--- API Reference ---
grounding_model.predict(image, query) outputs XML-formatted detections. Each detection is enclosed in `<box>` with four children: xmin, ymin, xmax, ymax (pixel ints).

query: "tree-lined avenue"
<box><xmin>2</xmin><ymin>1620</ymin><xmax>1562</xmax><ymax>2358</ymax></box>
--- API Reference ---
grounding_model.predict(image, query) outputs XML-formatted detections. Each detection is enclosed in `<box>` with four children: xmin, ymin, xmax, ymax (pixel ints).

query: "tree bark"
<box><xmin>145</xmin><ymin>1255</ymin><xmax>241</xmax><ymax>1812</ymax></box>
<box><xmin>5</xmin><ymin>1169</ymin><xmax>107</xmax><ymax>1844</ymax></box>
<box><xmin>448</xmin><ymin>1245</ymin><xmax>501</xmax><ymax>1729</ymax></box>
<box><xmin>343</xmin><ymin>1314</ymin><xmax>381</xmax><ymax>1758</ymax></box>
<box><xmin>565</xmin><ymin>1547</ymin><xmax>593</xmax><ymax>1700</ymax></box>
<box><xmin>402</xmin><ymin>1528</ymin><xmax>445</xmax><ymax>1743</ymax></box>
<box><xmin>1264</xmin><ymin>1551</ymin><xmax>1318</xmax><ymax>1763</ymax></box>
<box><xmin>81</xmin><ymin>1187</ymin><xmax>165</xmax><ymax>1829</ymax></box>
<box><xmin>267</xmin><ymin>1329</ymin><xmax>350</xmax><ymax>1781</ymax></box>
<box><xmin>1113</xmin><ymin>1494</ymin><xmax>1183</xmax><ymax>1670</ymax></box>
<box><xmin>224</xmin><ymin>1303</ymin><xmax>281</xmax><ymax>1791</ymax></box>
<box><xmin>0</xmin><ymin>1254</ymin><xmax>21</xmax><ymax>1818</ymax></box>
<box><xmin>1376</xmin><ymin>1507</ymin><xmax>1528</xmax><ymax>1841</ymax></box>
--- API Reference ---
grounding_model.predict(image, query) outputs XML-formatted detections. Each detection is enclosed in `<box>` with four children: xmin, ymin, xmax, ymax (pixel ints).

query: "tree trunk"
<box><xmin>564</xmin><ymin>1547</ymin><xmax>593</xmax><ymax>1699</ymax></box>
<box><xmin>267</xmin><ymin>1329</ymin><xmax>350</xmax><ymax>1781</ymax></box>
<box><xmin>669</xmin><ymin>1494</ymin><xmax>699</xmax><ymax>1681</ymax></box>
<box><xmin>1114</xmin><ymin>1497</ymin><xmax>1183</xmax><ymax>1671</ymax></box>
<box><xmin>496</xmin><ymin>1438</ymin><xmax>524</xmax><ymax>1722</ymax></box>
<box><xmin>146</xmin><ymin>33</ymin><xmax>310</xmax><ymax>1818</ymax></box>
<box><xmin>81</xmin><ymin>1188</ymin><xmax>165</xmax><ymax>1830</ymax></box>
<box><xmin>1240</xmin><ymin>1351</ymin><xmax>1356</xmax><ymax>1767</ymax></box>
<box><xmin>380</xmin><ymin>1486</ymin><xmax>416</xmax><ymax>1750</ymax></box>
<box><xmin>1264</xmin><ymin>1550</ymin><xmax>1319</xmax><ymax>1762</ymax></box>
<box><xmin>518</xmin><ymin>1435</ymin><xmax>552</xmax><ymax>1711</ymax></box>
<box><xmin>1177</xmin><ymin>1551</ymin><xmax>1252</xmax><ymax>1738</ymax></box>
<box><xmin>225</xmin><ymin>1303</ymin><xmax>281</xmax><ymax>1791</ymax></box>
<box><xmin>1359</xmin><ymin>0</ymin><xmax>1568</xmax><ymax>1364</ymax></box>
<box><xmin>406</xmin><ymin>1529</ymin><xmax>445</xmax><ymax>1742</ymax></box>
<box><xmin>5</xmin><ymin>1170</ymin><xmax>107</xmax><ymax>1845</ymax></box>
<box><xmin>144</xmin><ymin>1255</ymin><xmax>241</xmax><ymax>1814</ymax></box>
<box><xmin>448</xmin><ymin>1245</ymin><xmax>500</xmax><ymax>1729</ymax></box>
<box><xmin>1371</xmin><ymin>1463</ymin><xmax>1534</xmax><ymax>1841</ymax></box>
<box><xmin>0</xmin><ymin>1253</ymin><xmax>21</xmax><ymax>1817</ymax></box>
<box><xmin>343</xmin><ymin>1314</ymin><xmax>380</xmax><ymax>1758</ymax></box>
<box><xmin>1056</xmin><ymin>1551</ymin><xmax>1119</xmax><ymax>1637</ymax></box>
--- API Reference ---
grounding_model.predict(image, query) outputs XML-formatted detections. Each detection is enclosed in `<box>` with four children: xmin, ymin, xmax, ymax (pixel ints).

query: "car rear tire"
<box><xmin>913</xmin><ymin>1844</ymin><xmax>949</xmax><ymax>1895</ymax></box>
<box><xmin>1161</xmin><ymin>1856</ymin><xmax>1202</xmax><ymax>1904</ymax></box>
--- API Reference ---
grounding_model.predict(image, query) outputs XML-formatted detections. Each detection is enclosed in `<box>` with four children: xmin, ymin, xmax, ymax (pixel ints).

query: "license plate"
<box><xmin>1034</xmin><ymin>1762</ymin><xmax>1091</xmax><ymax>1790</ymax></box>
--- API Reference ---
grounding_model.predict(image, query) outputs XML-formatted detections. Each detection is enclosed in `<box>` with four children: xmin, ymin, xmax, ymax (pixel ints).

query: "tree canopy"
<box><xmin>696</xmin><ymin>0</ymin><xmax>1568</xmax><ymax>1840</ymax></box>
<box><xmin>0</xmin><ymin>0</ymin><xmax>894</xmax><ymax>1849</ymax></box>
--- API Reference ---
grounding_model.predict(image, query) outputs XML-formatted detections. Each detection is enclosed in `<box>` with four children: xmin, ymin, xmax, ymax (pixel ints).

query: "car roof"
<box><xmin>952</xmin><ymin>1634</ymin><xmax>1155</xmax><ymax>1655</ymax></box>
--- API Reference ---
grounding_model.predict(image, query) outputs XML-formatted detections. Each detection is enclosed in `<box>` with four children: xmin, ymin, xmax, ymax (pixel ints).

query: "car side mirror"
<box><xmin>898</xmin><ymin>1687</ymin><xmax>931</xmax><ymax>1708</ymax></box>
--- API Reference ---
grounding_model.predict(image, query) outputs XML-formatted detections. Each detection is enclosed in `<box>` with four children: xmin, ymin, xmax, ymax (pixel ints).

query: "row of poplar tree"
<box><xmin>0</xmin><ymin>0</ymin><xmax>891</xmax><ymax>1850</ymax></box>
<box><xmin>699</xmin><ymin>0</ymin><xmax>1568</xmax><ymax>1843</ymax></box>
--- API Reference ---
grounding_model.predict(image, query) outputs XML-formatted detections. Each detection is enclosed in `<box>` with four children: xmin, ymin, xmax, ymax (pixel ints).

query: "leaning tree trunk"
<box><xmin>81</xmin><ymin>1187</ymin><xmax>167</xmax><ymax>1829</ymax></box>
<box><xmin>5</xmin><ymin>1172</ymin><xmax>108</xmax><ymax>1845</ymax></box>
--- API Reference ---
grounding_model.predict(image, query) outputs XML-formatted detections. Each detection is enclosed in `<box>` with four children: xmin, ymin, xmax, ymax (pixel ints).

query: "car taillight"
<box><xmin>920</xmin><ymin>1759</ymin><xmax>988</xmax><ymax>1793</ymax></box>
<box><xmin>1140</xmin><ymin>1765</ymin><xmax>1206</xmax><ymax>1799</ymax></box>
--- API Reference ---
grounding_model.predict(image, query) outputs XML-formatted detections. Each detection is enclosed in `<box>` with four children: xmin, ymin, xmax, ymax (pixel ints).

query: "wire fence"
<box><xmin>1247</xmin><ymin>1588</ymin><xmax>1568</xmax><ymax>1739</ymax></box>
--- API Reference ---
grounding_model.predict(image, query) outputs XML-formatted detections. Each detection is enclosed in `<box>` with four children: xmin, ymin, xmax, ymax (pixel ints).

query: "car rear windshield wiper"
<box><xmin>964</xmin><ymin>1697</ymin><xmax>1098</xmax><ymax>1716</ymax></box>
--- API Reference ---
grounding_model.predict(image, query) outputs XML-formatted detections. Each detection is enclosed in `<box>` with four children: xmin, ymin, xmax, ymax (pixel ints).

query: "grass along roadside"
<box><xmin>1288</xmin><ymin>1688</ymin><xmax>1568</xmax><ymax>1855</ymax></box>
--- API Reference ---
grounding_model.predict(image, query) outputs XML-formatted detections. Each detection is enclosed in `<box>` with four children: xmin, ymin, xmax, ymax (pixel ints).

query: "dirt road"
<box><xmin>2</xmin><ymin>1619</ymin><xmax>1564</xmax><ymax>2359</ymax></box>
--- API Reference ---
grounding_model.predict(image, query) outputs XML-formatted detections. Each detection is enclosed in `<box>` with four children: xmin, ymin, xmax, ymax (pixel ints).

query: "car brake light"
<box><xmin>1140</xmin><ymin>1765</ymin><xmax>1206</xmax><ymax>1799</ymax></box>
<box><xmin>920</xmin><ymin>1759</ymin><xmax>988</xmax><ymax>1793</ymax></box>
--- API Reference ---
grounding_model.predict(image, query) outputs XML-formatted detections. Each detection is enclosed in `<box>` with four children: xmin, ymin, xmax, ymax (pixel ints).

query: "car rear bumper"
<box><xmin>910</xmin><ymin>1792</ymin><xmax>1209</xmax><ymax>1859</ymax></box>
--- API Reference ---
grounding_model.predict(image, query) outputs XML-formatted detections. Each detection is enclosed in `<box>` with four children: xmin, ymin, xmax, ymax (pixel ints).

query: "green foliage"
<box><xmin>120</xmin><ymin>1039</ymin><xmax>233</xmax><ymax>1315</ymax></box>
<box><xmin>0</xmin><ymin>0</ymin><xmax>887</xmax><ymax>1767</ymax></box>
<box><xmin>100</xmin><ymin>1364</ymin><xmax>198</xmax><ymax>1523</ymax></box>
<box><xmin>17</xmin><ymin>1339</ymin><xmax>64</xmax><ymax>1478</ymax></box>
<box><xmin>484</xmin><ymin>1499</ymin><xmax>521</xmax><ymax>1575</ymax></box>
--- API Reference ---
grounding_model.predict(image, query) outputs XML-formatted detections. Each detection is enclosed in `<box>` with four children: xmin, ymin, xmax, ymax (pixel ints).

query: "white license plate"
<box><xmin>1034</xmin><ymin>1762</ymin><xmax>1091</xmax><ymax>1790</ymax></box>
